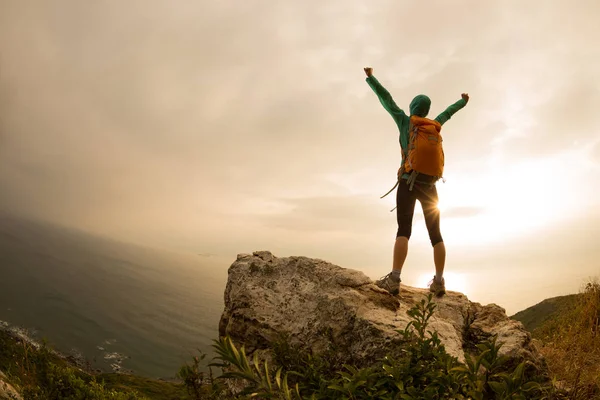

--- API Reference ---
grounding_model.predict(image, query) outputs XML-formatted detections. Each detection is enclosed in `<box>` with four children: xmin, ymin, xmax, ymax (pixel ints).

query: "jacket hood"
<box><xmin>409</xmin><ymin>94</ymin><xmax>431</xmax><ymax>117</ymax></box>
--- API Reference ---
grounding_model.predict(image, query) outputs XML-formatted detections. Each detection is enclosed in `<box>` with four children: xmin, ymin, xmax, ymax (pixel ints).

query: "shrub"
<box><xmin>0</xmin><ymin>333</ymin><xmax>146</xmax><ymax>400</ymax></box>
<box><xmin>534</xmin><ymin>279</ymin><xmax>600</xmax><ymax>399</ymax></box>
<box><xmin>184</xmin><ymin>294</ymin><xmax>552</xmax><ymax>399</ymax></box>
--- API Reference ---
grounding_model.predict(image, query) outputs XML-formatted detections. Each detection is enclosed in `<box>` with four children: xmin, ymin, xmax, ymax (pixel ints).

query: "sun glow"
<box><xmin>433</xmin><ymin>154</ymin><xmax>582</xmax><ymax>246</ymax></box>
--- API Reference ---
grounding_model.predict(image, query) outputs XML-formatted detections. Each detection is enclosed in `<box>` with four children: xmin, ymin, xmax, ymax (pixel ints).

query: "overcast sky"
<box><xmin>1</xmin><ymin>0</ymin><xmax>599</xmax><ymax>313</ymax></box>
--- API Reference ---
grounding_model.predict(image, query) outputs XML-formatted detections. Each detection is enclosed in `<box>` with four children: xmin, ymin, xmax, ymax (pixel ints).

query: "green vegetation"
<box><xmin>180</xmin><ymin>294</ymin><xmax>556</xmax><ymax>399</ymax></box>
<box><xmin>527</xmin><ymin>281</ymin><xmax>600</xmax><ymax>399</ymax></box>
<box><xmin>4</xmin><ymin>287</ymin><xmax>599</xmax><ymax>399</ymax></box>
<box><xmin>511</xmin><ymin>294</ymin><xmax>579</xmax><ymax>333</ymax></box>
<box><xmin>98</xmin><ymin>374</ymin><xmax>187</xmax><ymax>399</ymax></box>
<box><xmin>0</xmin><ymin>329</ymin><xmax>186</xmax><ymax>399</ymax></box>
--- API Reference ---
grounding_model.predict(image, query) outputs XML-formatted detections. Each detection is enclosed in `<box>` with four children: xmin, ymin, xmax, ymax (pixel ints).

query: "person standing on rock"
<box><xmin>364</xmin><ymin>66</ymin><xmax>469</xmax><ymax>297</ymax></box>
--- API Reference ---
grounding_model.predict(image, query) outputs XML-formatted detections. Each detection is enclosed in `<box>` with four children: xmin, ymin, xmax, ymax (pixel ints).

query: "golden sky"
<box><xmin>1</xmin><ymin>0</ymin><xmax>599</xmax><ymax>314</ymax></box>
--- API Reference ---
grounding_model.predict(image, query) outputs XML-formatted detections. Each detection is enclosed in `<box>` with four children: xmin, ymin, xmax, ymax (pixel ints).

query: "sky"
<box><xmin>1</xmin><ymin>0</ymin><xmax>599</xmax><ymax>314</ymax></box>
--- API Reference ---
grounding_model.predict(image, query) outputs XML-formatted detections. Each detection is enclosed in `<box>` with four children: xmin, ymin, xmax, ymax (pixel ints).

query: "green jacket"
<box><xmin>366</xmin><ymin>75</ymin><xmax>467</xmax><ymax>176</ymax></box>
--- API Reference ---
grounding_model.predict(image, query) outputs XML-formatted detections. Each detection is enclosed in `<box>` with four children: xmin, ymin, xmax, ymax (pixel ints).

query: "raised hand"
<box><xmin>364</xmin><ymin>67</ymin><xmax>373</xmax><ymax>77</ymax></box>
<box><xmin>461</xmin><ymin>93</ymin><xmax>469</xmax><ymax>103</ymax></box>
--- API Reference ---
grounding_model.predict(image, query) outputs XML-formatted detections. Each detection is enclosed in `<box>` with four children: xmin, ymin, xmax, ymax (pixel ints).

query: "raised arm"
<box><xmin>364</xmin><ymin>67</ymin><xmax>406</xmax><ymax>123</ymax></box>
<box><xmin>434</xmin><ymin>93</ymin><xmax>469</xmax><ymax>125</ymax></box>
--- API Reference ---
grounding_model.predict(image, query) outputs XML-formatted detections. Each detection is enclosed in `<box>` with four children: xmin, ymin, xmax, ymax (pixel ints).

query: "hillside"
<box><xmin>0</xmin><ymin>326</ymin><xmax>187</xmax><ymax>399</ymax></box>
<box><xmin>512</xmin><ymin>282</ymin><xmax>600</xmax><ymax>398</ymax></box>
<box><xmin>510</xmin><ymin>294</ymin><xmax>580</xmax><ymax>333</ymax></box>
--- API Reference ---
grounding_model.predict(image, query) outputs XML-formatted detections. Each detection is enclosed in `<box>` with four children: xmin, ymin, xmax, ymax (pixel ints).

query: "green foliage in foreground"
<box><xmin>3</xmin><ymin>292</ymin><xmax>583</xmax><ymax>399</ymax></box>
<box><xmin>531</xmin><ymin>280</ymin><xmax>600</xmax><ymax>399</ymax></box>
<box><xmin>0</xmin><ymin>329</ymin><xmax>186</xmax><ymax>399</ymax></box>
<box><xmin>0</xmin><ymin>334</ymin><xmax>142</xmax><ymax>399</ymax></box>
<box><xmin>181</xmin><ymin>294</ymin><xmax>561</xmax><ymax>400</ymax></box>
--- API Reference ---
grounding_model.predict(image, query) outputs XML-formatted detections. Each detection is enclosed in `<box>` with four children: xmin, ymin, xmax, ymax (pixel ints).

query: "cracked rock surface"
<box><xmin>219</xmin><ymin>251</ymin><xmax>545</xmax><ymax>371</ymax></box>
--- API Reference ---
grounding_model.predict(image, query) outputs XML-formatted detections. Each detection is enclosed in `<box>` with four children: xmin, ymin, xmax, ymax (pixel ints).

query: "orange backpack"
<box><xmin>381</xmin><ymin>116</ymin><xmax>445</xmax><ymax>204</ymax></box>
<box><xmin>402</xmin><ymin>115</ymin><xmax>444</xmax><ymax>187</ymax></box>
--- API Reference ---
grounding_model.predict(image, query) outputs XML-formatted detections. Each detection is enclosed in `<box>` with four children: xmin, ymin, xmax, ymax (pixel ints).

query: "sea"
<box><xmin>0</xmin><ymin>214</ymin><xmax>228</xmax><ymax>379</ymax></box>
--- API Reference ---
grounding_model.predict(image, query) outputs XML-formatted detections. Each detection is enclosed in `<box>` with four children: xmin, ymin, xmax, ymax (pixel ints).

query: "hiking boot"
<box><xmin>429</xmin><ymin>276</ymin><xmax>446</xmax><ymax>296</ymax></box>
<box><xmin>375</xmin><ymin>273</ymin><xmax>400</xmax><ymax>295</ymax></box>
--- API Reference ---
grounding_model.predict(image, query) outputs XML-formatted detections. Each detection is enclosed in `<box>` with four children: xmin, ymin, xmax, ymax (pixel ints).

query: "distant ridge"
<box><xmin>510</xmin><ymin>294</ymin><xmax>580</xmax><ymax>332</ymax></box>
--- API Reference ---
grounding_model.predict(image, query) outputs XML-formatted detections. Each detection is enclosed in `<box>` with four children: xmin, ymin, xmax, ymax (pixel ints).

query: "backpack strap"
<box><xmin>404</xmin><ymin>119</ymin><xmax>421</xmax><ymax>191</ymax></box>
<box><xmin>404</xmin><ymin>119</ymin><xmax>420</xmax><ymax>174</ymax></box>
<box><xmin>380</xmin><ymin>180</ymin><xmax>398</xmax><ymax>199</ymax></box>
<box><xmin>406</xmin><ymin>170</ymin><xmax>419</xmax><ymax>191</ymax></box>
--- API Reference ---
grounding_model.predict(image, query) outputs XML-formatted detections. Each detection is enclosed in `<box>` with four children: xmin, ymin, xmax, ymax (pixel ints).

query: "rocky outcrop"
<box><xmin>219</xmin><ymin>251</ymin><xmax>544</xmax><ymax>372</ymax></box>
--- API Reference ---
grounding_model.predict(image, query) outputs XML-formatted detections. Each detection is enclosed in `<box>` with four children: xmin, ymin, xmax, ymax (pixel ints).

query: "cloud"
<box><xmin>510</xmin><ymin>81</ymin><xmax>600</xmax><ymax>158</ymax></box>
<box><xmin>1</xmin><ymin>0</ymin><xmax>599</xmax><ymax>262</ymax></box>
<box><xmin>260</xmin><ymin>195</ymin><xmax>390</xmax><ymax>233</ymax></box>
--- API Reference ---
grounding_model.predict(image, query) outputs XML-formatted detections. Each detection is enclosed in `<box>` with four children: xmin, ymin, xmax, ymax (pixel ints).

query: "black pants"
<box><xmin>396</xmin><ymin>179</ymin><xmax>443</xmax><ymax>246</ymax></box>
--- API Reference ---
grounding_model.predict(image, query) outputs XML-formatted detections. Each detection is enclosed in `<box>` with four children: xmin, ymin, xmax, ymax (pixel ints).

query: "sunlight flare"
<box><xmin>435</xmin><ymin>152</ymin><xmax>585</xmax><ymax>246</ymax></box>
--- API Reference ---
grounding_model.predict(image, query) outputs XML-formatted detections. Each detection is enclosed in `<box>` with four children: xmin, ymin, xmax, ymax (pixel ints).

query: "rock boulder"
<box><xmin>219</xmin><ymin>251</ymin><xmax>543</xmax><ymax>371</ymax></box>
